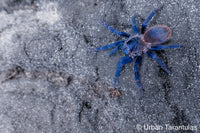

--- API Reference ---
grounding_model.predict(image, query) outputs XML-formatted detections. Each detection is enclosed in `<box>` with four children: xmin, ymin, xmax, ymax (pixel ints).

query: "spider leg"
<box><xmin>114</xmin><ymin>56</ymin><xmax>133</xmax><ymax>88</ymax></box>
<box><xmin>108</xmin><ymin>43</ymin><xmax>123</xmax><ymax>56</ymax></box>
<box><xmin>91</xmin><ymin>40</ymin><xmax>124</xmax><ymax>52</ymax></box>
<box><xmin>134</xmin><ymin>56</ymin><xmax>143</xmax><ymax>96</ymax></box>
<box><xmin>150</xmin><ymin>44</ymin><xmax>185</xmax><ymax>50</ymax></box>
<box><xmin>141</xmin><ymin>5</ymin><xmax>164</xmax><ymax>34</ymax></box>
<box><xmin>132</xmin><ymin>16</ymin><xmax>139</xmax><ymax>34</ymax></box>
<box><xmin>99</xmin><ymin>20</ymin><xmax>130</xmax><ymax>38</ymax></box>
<box><xmin>146</xmin><ymin>50</ymin><xmax>171</xmax><ymax>74</ymax></box>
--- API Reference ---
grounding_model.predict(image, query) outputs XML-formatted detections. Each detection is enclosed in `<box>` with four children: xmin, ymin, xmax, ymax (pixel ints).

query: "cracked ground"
<box><xmin>0</xmin><ymin>0</ymin><xmax>199</xmax><ymax>133</ymax></box>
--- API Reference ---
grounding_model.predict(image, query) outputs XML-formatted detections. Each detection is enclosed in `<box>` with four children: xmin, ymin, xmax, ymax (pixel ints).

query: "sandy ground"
<box><xmin>0</xmin><ymin>0</ymin><xmax>199</xmax><ymax>133</ymax></box>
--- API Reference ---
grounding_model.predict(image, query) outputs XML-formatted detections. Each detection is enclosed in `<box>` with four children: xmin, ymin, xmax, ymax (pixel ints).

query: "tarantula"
<box><xmin>91</xmin><ymin>5</ymin><xmax>184</xmax><ymax>97</ymax></box>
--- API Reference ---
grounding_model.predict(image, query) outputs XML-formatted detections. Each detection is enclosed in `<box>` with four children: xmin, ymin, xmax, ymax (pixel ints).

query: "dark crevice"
<box><xmin>95</xmin><ymin>66</ymin><xmax>100</xmax><ymax>82</ymax></box>
<box><xmin>94</xmin><ymin>3</ymin><xmax>97</xmax><ymax>6</ymax></box>
<box><xmin>171</xmin><ymin>105</ymin><xmax>190</xmax><ymax>126</ymax></box>
<box><xmin>50</xmin><ymin>105</ymin><xmax>56</xmax><ymax>125</ymax></box>
<box><xmin>24</xmin><ymin>41</ymin><xmax>32</xmax><ymax>63</ymax></box>
<box><xmin>119</xmin><ymin>0</ymin><xmax>126</xmax><ymax>12</ymax></box>
<box><xmin>78</xmin><ymin>104</ymin><xmax>84</xmax><ymax>123</ymax></box>
<box><xmin>170</xmin><ymin>105</ymin><xmax>194</xmax><ymax>133</ymax></box>
<box><xmin>183</xmin><ymin>47</ymin><xmax>198</xmax><ymax>91</ymax></box>
<box><xmin>58</xmin><ymin>47</ymin><xmax>63</xmax><ymax>51</ymax></box>
<box><xmin>2</xmin><ymin>65</ymin><xmax>24</xmax><ymax>83</ymax></box>
<box><xmin>67</xmin><ymin>76</ymin><xmax>73</xmax><ymax>86</ymax></box>
<box><xmin>83</xmin><ymin>34</ymin><xmax>95</xmax><ymax>47</ymax></box>
<box><xmin>155</xmin><ymin>51</ymin><xmax>193</xmax><ymax>132</ymax></box>
<box><xmin>50</xmin><ymin>105</ymin><xmax>57</xmax><ymax>133</ymax></box>
<box><xmin>78</xmin><ymin>101</ymin><xmax>92</xmax><ymax>123</ymax></box>
<box><xmin>84</xmin><ymin>101</ymin><xmax>92</xmax><ymax>109</ymax></box>
<box><xmin>83</xmin><ymin>34</ymin><xmax>90</xmax><ymax>44</ymax></box>
<box><xmin>53</xmin><ymin>33</ymin><xmax>63</xmax><ymax>52</ymax></box>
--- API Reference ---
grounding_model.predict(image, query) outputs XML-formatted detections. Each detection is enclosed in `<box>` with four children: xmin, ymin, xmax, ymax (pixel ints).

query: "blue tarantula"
<box><xmin>91</xmin><ymin>5</ymin><xmax>184</xmax><ymax>97</ymax></box>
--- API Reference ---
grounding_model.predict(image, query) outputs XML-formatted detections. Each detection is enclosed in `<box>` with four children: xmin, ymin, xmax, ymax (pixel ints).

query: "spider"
<box><xmin>91</xmin><ymin>5</ymin><xmax>185</xmax><ymax>97</ymax></box>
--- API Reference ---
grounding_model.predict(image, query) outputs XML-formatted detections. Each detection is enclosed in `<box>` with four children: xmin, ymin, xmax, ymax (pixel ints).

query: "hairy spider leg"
<box><xmin>134</xmin><ymin>56</ymin><xmax>143</xmax><ymax>96</ymax></box>
<box><xmin>114</xmin><ymin>56</ymin><xmax>133</xmax><ymax>88</ymax></box>
<box><xmin>132</xmin><ymin>17</ymin><xmax>139</xmax><ymax>34</ymax></box>
<box><xmin>99</xmin><ymin>20</ymin><xmax>130</xmax><ymax>37</ymax></box>
<box><xmin>141</xmin><ymin>5</ymin><xmax>164</xmax><ymax>34</ymax></box>
<box><xmin>108</xmin><ymin>43</ymin><xmax>123</xmax><ymax>56</ymax></box>
<box><xmin>92</xmin><ymin>40</ymin><xmax>124</xmax><ymax>52</ymax></box>
<box><xmin>146</xmin><ymin>50</ymin><xmax>171</xmax><ymax>74</ymax></box>
<box><xmin>150</xmin><ymin>44</ymin><xmax>185</xmax><ymax>50</ymax></box>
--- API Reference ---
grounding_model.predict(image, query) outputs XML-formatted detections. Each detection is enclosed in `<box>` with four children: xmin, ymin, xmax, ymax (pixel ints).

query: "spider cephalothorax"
<box><xmin>123</xmin><ymin>34</ymin><xmax>151</xmax><ymax>58</ymax></box>
<box><xmin>91</xmin><ymin>5</ymin><xmax>185</xmax><ymax>97</ymax></box>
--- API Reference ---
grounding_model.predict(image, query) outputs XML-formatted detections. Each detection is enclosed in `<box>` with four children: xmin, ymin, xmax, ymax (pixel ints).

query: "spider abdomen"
<box><xmin>144</xmin><ymin>25</ymin><xmax>171</xmax><ymax>44</ymax></box>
